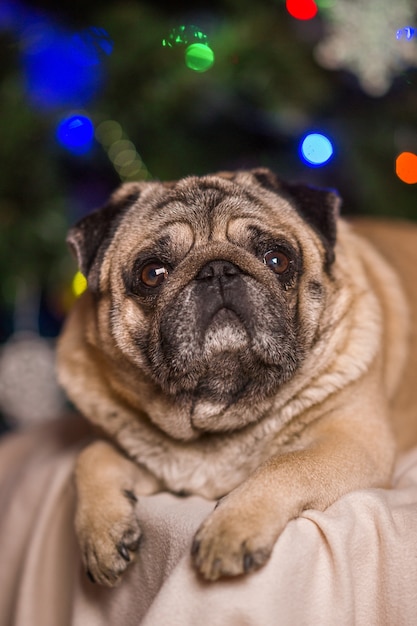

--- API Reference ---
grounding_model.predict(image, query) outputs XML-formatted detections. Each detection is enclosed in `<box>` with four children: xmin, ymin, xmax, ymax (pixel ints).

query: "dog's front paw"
<box><xmin>76</xmin><ymin>489</ymin><xmax>141</xmax><ymax>587</ymax></box>
<box><xmin>191</xmin><ymin>499</ymin><xmax>279</xmax><ymax>581</ymax></box>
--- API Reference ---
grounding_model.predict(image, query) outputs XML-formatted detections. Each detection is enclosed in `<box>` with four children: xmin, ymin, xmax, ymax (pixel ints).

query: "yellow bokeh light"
<box><xmin>72</xmin><ymin>271</ymin><xmax>88</xmax><ymax>297</ymax></box>
<box><xmin>95</xmin><ymin>120</ymin><xmax>123</xmax><ymax>148</ymax></box>
<box><xmin>95</xmin><ymin>118</ymin><xmax>152</xmax><ymax>181</ymax></box>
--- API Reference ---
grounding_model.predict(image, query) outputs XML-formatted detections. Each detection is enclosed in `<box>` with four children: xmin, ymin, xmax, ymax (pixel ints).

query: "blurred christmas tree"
<box><xmin>0</xmin><ymin>0</ymin><xmax>416</xmax><ymax>428</ymax></box>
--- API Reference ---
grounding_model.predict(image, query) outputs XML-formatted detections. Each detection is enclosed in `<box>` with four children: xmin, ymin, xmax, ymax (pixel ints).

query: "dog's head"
<box><xmin>67</xmin><ymin>168</ymin><xmax>340</xmax><ymax>438</ymax></box>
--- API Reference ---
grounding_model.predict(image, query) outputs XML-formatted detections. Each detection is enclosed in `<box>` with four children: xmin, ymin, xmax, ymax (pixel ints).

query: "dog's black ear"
<box><xmin>67</xmin><ymin>182</ymin><xmax>144</xmax><ymax>292</ymax></box>
<box><xmin>251</xmin><ymin>168</ymin><xmax>341</xmax><ymax>267</ymax></box>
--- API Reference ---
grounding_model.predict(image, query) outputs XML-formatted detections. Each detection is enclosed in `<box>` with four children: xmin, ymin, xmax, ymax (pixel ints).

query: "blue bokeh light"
<box><xmin>21</xmin><ymin>24</ymin><xmax>106</xmax><ymax>110</ymax></box>
<box><xmin>396</xmin><ymin>27</ymin><xmax>415</xmax><ymax>40</ymax></box>
<box><xmin>2</xmin><ymin>0</ymin><xmax>114</xmax><ymax>112</ymax></box>
<box><xmin>71</xmin><ymin>27</ymin><xmax>114</xmax><ymax>65</ymax></box>
<box><xmin>300</xmin><ymin>133</ymin><xmax>334</xmax><ymax>166</ymax></box>
<box><xmin>56</xmin><ymin>114</ymin><xmax>95</xmax><ymax>154</ymax></box>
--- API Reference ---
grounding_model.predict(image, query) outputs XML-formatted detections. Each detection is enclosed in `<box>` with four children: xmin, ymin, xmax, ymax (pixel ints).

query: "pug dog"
<box><xmin>57</xmin><ymin>167</ymin><xmax>417</xmax><ymax>586</ymax></box>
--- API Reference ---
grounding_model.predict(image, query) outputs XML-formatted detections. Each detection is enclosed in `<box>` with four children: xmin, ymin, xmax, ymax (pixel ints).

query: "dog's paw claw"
<box><xmin>191</xmin><ymin>509</ymin><xmax>275</xmax><ymax>581</ymax></box>
<box><xmin>86</xmin><ymin>569</ymin><xmax>96</xmax><ymax>583</ymax></box>
<box><xmin>191</xmin><ymin>538</ymin><xmax>200</xmax><ymax>556</ymax></box>
<box><xmin>77</xmin><ymin>495</ymin><xmax>142</xmax><ymax>586</ymax></box>
<box><xmin>117</xmin><ymin>543</ymin><xmax>131</xmax><ymax>562</ymax></box>
<box><xmin>243</xmin><ymin>552</ymin><xmax>254</xmax><ymax>573</ymax></box>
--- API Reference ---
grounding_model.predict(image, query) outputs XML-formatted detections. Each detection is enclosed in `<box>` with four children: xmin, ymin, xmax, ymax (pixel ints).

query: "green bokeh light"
<box><xmin>162</xmin><ymin>25</ymin><xmax>208</xmax><ymax>48</ymax></box>
<box><xmin>185</xmin><ymin>43</ymin><xmax>215</xmax><ymax>72</ymax></box>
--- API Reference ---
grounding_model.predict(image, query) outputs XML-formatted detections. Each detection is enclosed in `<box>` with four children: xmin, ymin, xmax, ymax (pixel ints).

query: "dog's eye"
<box><xmin>263</xmin><ymin>250</ymin><xmax>290</xmax><ymax>275</ymax></box>
<box><xmin>140</xmin><ymin>262</ymin><xmax>169</xmax><ymax>288</ymax></box>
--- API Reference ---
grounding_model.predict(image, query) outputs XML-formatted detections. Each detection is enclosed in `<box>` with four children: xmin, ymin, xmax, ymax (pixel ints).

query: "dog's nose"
<box><xmin>196</xmin><ymin>260</ymin><xmax>241</xmax><ymax>280</ymax></box>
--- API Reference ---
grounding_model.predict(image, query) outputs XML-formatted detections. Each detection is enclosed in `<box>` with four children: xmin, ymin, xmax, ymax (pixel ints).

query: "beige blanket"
<box><xmin>1</xmin><ymin>415</ymin><xmax>417</xmax><ymax>626</ymax></box>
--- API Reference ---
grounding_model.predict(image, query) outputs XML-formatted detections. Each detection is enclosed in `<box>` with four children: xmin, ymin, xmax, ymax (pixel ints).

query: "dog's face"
<box><xmin>68</xmin><ymin>168</ymin><xmax>340</xmax><ymax>439</ymax></box>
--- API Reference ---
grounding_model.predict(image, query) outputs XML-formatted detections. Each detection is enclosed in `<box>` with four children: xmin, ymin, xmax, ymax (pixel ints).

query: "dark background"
<box><xmin>0</xmin><ymin>0</ymin><xmax>416</xmax><ymax>431</ymax></box>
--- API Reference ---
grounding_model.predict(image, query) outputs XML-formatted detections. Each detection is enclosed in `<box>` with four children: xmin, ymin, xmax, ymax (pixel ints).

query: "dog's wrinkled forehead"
<box><xmin>67</xmin><ymin>168</ymin><xmax>341</xmax><ymax>291</ymax></box>
<box><xmin>126</xmin><ymin>173</ymin><xmax>291</xmax><ymax>241</ymax></box>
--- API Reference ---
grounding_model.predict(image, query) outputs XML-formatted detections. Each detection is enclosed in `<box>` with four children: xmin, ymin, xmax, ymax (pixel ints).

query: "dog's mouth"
<box><xmin>211</xmin><ymin>307</ymin><xmax>241</xmax><ymax>325</ymax></box>
<box><xmin>207</xmin><ymin>306</ymin><xmax>248</xmax><ymax>329</ymax></box>
<box><xmin>202</xmin><ymin>306</ymin><xmax>250</xmax><ymax>354</ymax></box>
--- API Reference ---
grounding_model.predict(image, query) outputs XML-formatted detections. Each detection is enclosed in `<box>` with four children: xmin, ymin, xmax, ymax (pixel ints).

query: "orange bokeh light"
<box><xmin>396</xmin><ymin>152</ymin><xmax>417</xmax><ymax>184</ymax></box>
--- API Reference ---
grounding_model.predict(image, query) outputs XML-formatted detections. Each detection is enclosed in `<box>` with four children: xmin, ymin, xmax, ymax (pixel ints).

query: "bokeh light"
<box><xmin>72</xmin><ymin>271</ymin><xmax>88</xmax><ymax>297</ymax></box>
<box><xmin>396</xmin><ymin>152</ymin><xmax>417</xmax><ymax>184</ymax></box>
<box><xmin>396</xmin><ymin>27</ymin><xmax>416</xmax><ymax>40</ymax></box>
<box><xmin>185</xmin><ymin>43</ymin><xmax>215</xmax><ymax>72</ymax></box>
<box><xmin>72</xmin><ymin>26</ymin><xmax>114</xmax><ymax>62</ymax></box>
<box><xmin>162</xmin><ymin>24</ymin><xmax>214</xmax><ymax>73</ymax></box>
<box><xmin>286</xmin><ymin>0</ymin><xmax>318</xmax><ymax>20</ymax></box>
<box><xmin>162</xmin><ymin>25</ymin><xmax>209</xmax><ymax>48</ymax></box>
<box><xmin>20</xmin><ymin>18</ymin><xmax>111</xmax><ymax>110</ymax></box>
<box><xmin>95</xmin><ymin>119</ymin><xmax>151</xmax><ymax>180</ymax></box>
<box><xmin>56</xmin><ymin>114</ymin><xmax>95</xmax><ymax>154</ymax></box>
<box><xmin>300</xmin><ymin>132</ymin><xmax>334</xmax><ymax>166</ymax></box>
<box><xmin>95</xmin><ymin>119</ymin><xmax>123</xmax><ymax>146</ymax></box>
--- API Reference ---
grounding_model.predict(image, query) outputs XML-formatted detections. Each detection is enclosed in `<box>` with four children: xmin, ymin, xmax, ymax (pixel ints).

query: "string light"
<box><xmin>95</xmin><ymin>119</ymin><xmax>152</xmax><ymax>181</ymax></box>
<box><xmin>300</xmin><ymin>132</ymin><xmax>334</xmax><ymax>166</ymax></box>
<box><xmin>396</xmin><ymin>152</ymin><xmax>417</xmax><ymax>184</ymax></box>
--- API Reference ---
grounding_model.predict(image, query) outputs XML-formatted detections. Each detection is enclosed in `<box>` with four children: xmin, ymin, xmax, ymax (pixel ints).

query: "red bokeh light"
<box><xmin>286</xmin><ymin>0</ymin><xmax>318</xmax><ymax>20</ymax></box>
